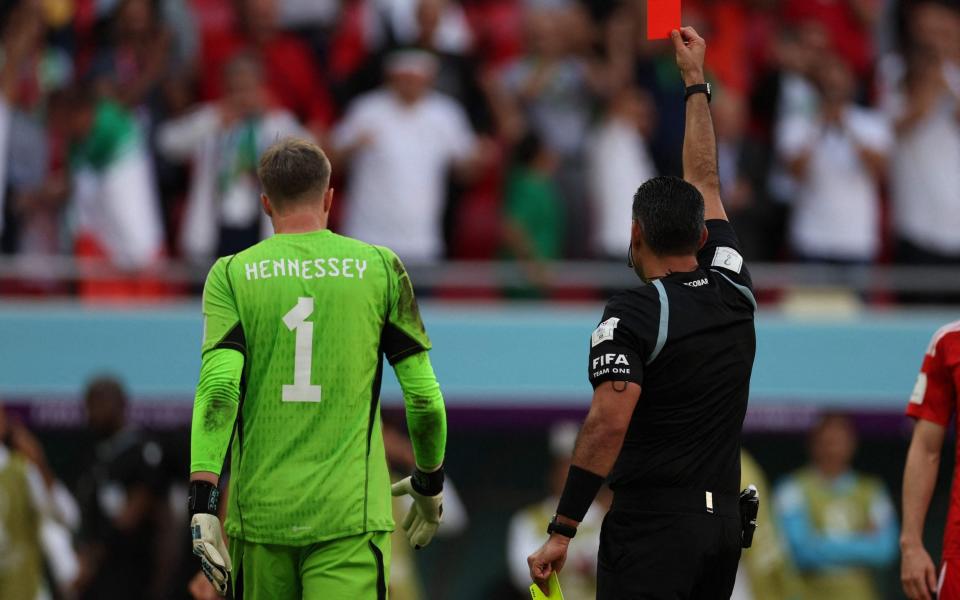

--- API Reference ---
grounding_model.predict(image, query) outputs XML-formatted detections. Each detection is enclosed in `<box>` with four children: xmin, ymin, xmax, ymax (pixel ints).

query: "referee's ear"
<box><xmin>697</xmin><ymin>226</ymin><xmax>708</xmax><ymax>250</ymax></box>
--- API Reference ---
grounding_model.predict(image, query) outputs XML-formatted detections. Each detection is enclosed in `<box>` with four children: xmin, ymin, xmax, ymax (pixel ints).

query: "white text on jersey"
<box><xmin>592</xmin><ymin>353</ymin><xmax>629</xmax><ymax>370</ymax></box>
<box><xmin>244</xmin><ymin>258</ymin><xmax>369</xmax><ymax>281</ymax></box>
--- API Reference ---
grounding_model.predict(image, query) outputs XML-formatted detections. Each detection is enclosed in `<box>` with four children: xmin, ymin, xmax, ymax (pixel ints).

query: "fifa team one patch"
<box><xmin>712</xmin><ymin>247</ymin><xmax>743</xmax><ymax>274</ymax></box>
<box><xmin>592</xmin><ymin>317</ymin><xmax>620</xmax><ymax>347</ymax></box>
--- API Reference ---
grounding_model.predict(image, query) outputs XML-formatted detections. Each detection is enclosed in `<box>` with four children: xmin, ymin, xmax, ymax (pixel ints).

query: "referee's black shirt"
<box><xmin>588</xmin><ymin>220</ymin><xmax>756</xmax><ymax>496</ymax></box>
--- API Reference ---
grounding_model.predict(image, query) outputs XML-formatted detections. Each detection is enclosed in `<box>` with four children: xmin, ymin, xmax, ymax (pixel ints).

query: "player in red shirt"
<box><xmin>902</xmin><ymin>320</ymin><xmax>960</xmax><ymax>600</ymax></box>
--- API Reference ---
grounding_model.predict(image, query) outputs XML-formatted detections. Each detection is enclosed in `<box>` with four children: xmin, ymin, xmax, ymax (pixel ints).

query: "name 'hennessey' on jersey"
<box><xmin>242</xmin><ymin>256</ymin><xmax>369</xmax><ymax>281</ymax></box>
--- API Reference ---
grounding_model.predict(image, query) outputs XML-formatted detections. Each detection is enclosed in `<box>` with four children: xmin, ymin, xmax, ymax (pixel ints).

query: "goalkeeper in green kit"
<box><xmin>188</xmin><ymin>138</ymin><xmax>447</xmax><ymax>599</ymax></box>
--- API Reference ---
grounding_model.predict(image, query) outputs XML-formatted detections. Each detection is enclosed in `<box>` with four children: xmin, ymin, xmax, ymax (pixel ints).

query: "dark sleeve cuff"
<box><xmin>556</xmin><ymin>465</ymin><xmax>605</xmax><ymax>522</ymax></box>
<box><xmin>411</xmin><ymin>466</ymin><xmax>444</xmax><ymax>497</ymax></box>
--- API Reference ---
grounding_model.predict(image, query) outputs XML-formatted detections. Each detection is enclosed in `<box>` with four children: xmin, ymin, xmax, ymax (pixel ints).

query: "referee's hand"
<box><xmin>670</xmin><ymin>26</ymin><xmax>707</xmax><ymax>86</ymax></box>
<box><xmin>527</xmin><ymin>535</ymin><xmax>570</xmax><ymax>594</ymax></box>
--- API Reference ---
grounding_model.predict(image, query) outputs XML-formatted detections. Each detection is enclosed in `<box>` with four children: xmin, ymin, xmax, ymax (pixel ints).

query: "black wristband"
<box><xmin>547</xmin><ymin>515</ymin><xmax>578</xmax><ymax>539</ymax></box>
<box><xmin>684</xmin><ymin>82</ymin><xmax>712</xmax><ymax>103</ymax></box>
<box><xmin>556</xmin><ymin>465</ymin><xmax>604</xmax><ymax>522</ymax></box>
<box><xmin>188</xmin><ymin>481</ymin><xmax>220</xmax><ymax>516</ymax></box>
<box><xmin>411</xmin><ymin>466</ymin><xmax>444</xmax><ymax>497</ymax></box>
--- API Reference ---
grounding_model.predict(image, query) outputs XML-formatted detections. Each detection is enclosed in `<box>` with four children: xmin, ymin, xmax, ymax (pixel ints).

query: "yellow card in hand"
<box><xmin>529</xmin><ymin>573</ymin><xmax>564</xmax><ymax>600</ymax></box>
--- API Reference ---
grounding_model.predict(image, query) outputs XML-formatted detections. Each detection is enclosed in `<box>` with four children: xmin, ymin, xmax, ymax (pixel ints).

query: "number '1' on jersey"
<box><xmin>197</xmin><ymin>229</ymin><xmax>430</xmax><ymax>545</ymax></box>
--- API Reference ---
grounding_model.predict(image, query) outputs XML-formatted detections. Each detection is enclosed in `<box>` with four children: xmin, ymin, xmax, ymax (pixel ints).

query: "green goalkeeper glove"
<box><xmin>391</xmin><ymin>467</ymin><xmax>444</xmax><ymax>549</ymax></box>
<box><xmin>189</xmin><ymin>481</ymin><xmax>231</xmax><ymax>596</ymax></box>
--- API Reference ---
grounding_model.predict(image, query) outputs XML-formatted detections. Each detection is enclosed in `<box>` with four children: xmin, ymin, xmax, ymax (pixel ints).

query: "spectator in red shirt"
<box><xmin>199</xmin><ymin>0</ymin><xmax>334</xmax><ymax>132</ymax></box>
<box><xmin>783</xmin><ymin>0</ymin><xmax>881</xmax><ymax>78</ymax></box>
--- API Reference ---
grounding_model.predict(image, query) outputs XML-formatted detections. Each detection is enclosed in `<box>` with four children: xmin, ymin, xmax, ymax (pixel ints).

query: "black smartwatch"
<box><xmin>546</xmin><ymin>514</ymin><xmax>578</xmax><ymax>539</ymax></box>
<box><xmin>684</xmin><ymin>82</ymin><xmax>712</xmax><ymax>103</ymax></box>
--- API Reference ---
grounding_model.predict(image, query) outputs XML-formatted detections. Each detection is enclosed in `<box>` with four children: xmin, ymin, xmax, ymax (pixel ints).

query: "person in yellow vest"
<box><xmin>773</xmin><ymin>413</ymin><xmax>898</xmax><ymax>600</ymax></box>
<box><xmin>733</xmin><ymin>449</ymin><xmax>803</xmax><ymax>600</ymax></box>
<box><xmin>0</xmin><ymin>404</ymin><xmax>80</xmax><ymax>600</ymax></box>
<box><xmin>507</xmin><ymin>422</ymin><xmax>611</xmax><ymax>599</ymax></box>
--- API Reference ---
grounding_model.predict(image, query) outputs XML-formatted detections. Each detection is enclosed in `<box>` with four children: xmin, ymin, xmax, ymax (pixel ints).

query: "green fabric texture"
<box><xmin>191</xmin><ymin>230</ymin><xmax>443</xmax><ymax>546</ymax></box>
<box><xmin>394</xmin><ymin>352</ymin><xmax>446</xmax><ymax>470</ymax></box>
<box><xmin>70</xmin><ymin>101</ymin><xmax>137</xmax><ymax>171</ymax></box>
<box><xmin>217</xmin><ymin>121</ymin><xmax>259</xmax><ymax>194</ymax></box>
<box><xmin>794</xmin><ymin>468</ymin><xmax>884</xmax><ymax>600</ymax></box>
<box><xmin>503</xmin><ymin>168</ymin><xmax>565</xmax><ymax>260</ymax></box>
<box><xmin>228</xmin><ymin>531</ymin><xmax>391</xmax><ymax>600</ymax></box>
<box><xmin>189</xmin><ymin>348</ymin><xmax>243</xmax><ymax>474</ymax></box>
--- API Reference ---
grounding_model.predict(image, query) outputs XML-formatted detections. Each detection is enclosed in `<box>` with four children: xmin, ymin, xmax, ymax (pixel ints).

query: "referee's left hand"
<box><xmin>528</xmin><ymin>535</ymin><xmax>570</xmax><ymax>594</ymax></box>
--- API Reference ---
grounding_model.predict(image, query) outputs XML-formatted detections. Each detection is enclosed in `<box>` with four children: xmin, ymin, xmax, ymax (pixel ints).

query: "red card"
<box><xmin>647</xmin><ymin>0</ymin><xmax>681</xmax><ymax>40</ymax></box>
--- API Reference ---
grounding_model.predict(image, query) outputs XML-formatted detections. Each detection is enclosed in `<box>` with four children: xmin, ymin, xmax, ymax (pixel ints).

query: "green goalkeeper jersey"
<box><xmin>192</xmin><ymin>229</ymin><xmax>439</xmax><ymax>545</ymax></box>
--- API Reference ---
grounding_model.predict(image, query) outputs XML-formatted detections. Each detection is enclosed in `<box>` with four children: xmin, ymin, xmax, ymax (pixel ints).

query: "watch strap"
<box><xmin>685</xmin><ymin>82</ymin><xmax>711</xmax><ymax>103</ymax></box>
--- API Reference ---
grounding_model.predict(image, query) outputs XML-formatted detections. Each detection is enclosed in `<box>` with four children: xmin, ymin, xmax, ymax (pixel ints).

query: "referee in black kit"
<box><xmin>528</xmin><ymin>27</ymin><xmax>757</xmax><ymax>599</ymax></box>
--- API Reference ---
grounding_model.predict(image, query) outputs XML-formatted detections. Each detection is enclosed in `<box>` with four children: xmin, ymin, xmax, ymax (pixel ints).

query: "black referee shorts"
<box><xmin>597</xmin><ymin>489</ymin><xmax>742</xmax><ymax>600</ymax></box>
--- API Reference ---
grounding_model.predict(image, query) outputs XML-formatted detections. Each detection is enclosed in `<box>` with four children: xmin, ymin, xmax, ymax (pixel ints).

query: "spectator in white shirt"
<box><xmin>587</xmin><ymin>87</ymin><xmax>656</xmax><ymax>259</ymax></box>
<box><xmin>887</xmin><ymin>18</ymin><xmax>960</xmax><ymax>265</ymax></box>
<box><xmin>777</xmin><ymin>56</ymin><xmax>892</xmax><ymax>263</ymax></box>
<box><xmin>332</xmin><ymin>50</ymin><xmax>486</xmax><ymax>263</ymax></box>
<box><xmin>156</xmin><ymin>55</ymin><xmax>310</xmax><ymax>262</ymax></box>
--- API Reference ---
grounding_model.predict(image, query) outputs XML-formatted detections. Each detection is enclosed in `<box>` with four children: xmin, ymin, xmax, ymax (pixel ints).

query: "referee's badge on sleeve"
<box><xmin>712</xmin><ymin>247</ymin><xmax>744</xmax><ymax>274</ymax></box>
<box><xmin>592</xmin><ymin>317</ymin><xmax>620</xmax><ymax>347</ymax></box>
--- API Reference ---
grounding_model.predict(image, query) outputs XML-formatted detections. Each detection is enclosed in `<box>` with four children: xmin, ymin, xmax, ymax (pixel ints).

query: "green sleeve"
<box><xmin>377</xmin><ymin>247</ymin><xmax>431</xmax><ymax>363</ymax></box>
<box><xmin>393</xmin><ymin>352</ymin><xmax>447</xmax><ymax>471</ymax></box>
<box><xmin>191</xmin><ymin>258</ymin><xmax>246</xmax><ymax>475</ymax></box>
<box><xmin>190</xmin><ymin>349</ymin><xmax>244</xmax><ymax>474</ymax></box>
<box><xmin>201</xmin><ymin>257</ymin><xmax>244</xmax><ymax>353</ymax></box>
<box><xmin>375</xmin><ymin>247</ymin><xmax>445</xmax><ymax>468</ymax></box>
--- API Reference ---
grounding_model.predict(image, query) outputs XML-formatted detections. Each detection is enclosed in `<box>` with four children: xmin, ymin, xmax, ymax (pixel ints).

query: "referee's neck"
<box><xmin>644</xmin><ymin>255</ymin><xmax>699</xmax><ymax>281</ymax></box>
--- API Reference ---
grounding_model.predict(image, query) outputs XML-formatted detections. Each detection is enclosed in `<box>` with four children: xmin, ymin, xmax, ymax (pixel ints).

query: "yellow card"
<box><xmin>529</xmin><ymin>573</ymin><xmax>564</xmax><ymax>600</ymax></box>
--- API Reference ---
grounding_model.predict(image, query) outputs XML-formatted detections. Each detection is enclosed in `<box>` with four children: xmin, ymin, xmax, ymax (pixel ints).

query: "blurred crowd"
<box><xmin>1</xmin><ymin>0</ymin><xmax>960</xmax><ymax>299</ymax></box>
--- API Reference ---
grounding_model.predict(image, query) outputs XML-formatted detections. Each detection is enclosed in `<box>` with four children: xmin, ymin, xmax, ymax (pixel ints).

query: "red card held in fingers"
<box><xmin>647</xmin><ymin>0</ymin><xmax>681</xmax><ymax>40</ymax></box>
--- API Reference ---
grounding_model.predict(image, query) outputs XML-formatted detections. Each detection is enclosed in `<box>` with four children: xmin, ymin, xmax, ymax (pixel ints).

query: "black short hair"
<box><xmin>632</xmin><ymin>176</ymin><xmax>705</xmax><ymax>256</ymax></box>
<box><xmin>83</xmin><ymin>375</ymin><xmax>128</xmax><ymax>407</ymax></box>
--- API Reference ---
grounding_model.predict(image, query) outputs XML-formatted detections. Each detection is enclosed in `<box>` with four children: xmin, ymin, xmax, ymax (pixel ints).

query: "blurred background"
<box><xmin>0</xmin><ymin>0</ymin><xmax>958</xmax><ymax>598</ymax></box>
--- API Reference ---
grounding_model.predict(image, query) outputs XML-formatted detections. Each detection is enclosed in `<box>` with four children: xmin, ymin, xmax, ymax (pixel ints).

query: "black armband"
<box><xmin>411</xmin><ymin>466</ymin><xmax>444</xmax><ymax>497</ymax></box>
<box><xmin>188</xmin><ymin>480</ymin><xmax>220</xmax><ymax>517</ymax></box>
<box><xmin>556</xmin><ymin>465</ymin><xmax>604</xmax><ymax>522</ymax></box>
